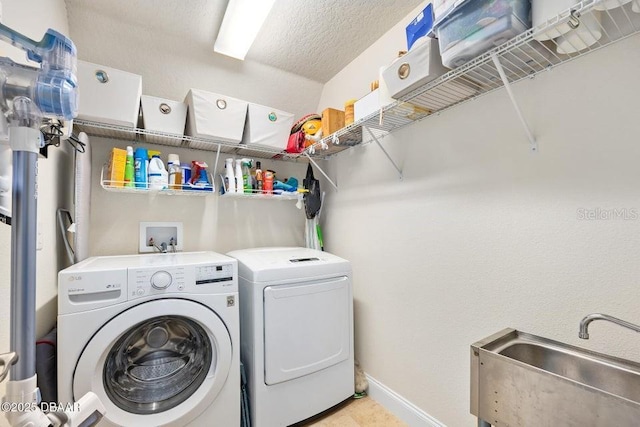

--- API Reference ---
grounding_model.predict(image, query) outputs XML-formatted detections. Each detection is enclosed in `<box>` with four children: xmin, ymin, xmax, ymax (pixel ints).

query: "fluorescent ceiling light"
<box><xmin>214</xmin><ymin>0</ymin><xmax>277</xmax><ymax>60</ymax></box>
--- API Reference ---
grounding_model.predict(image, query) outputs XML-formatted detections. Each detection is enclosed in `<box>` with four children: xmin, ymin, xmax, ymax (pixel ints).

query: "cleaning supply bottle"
<box><xmin>225</xmin><ymin>158</ymin><xmax>236</xmax><ymax>193</ymax></box>
<box><xmin>148</xmin><ymin>155</ymin><xmax>168</xmax><ymax>190</ymax></box>
<box><xmin>167</xmin><ymin>154</ymin><xmax>182</xmax><ymax>190</ymax></box>
<box><xmin>255</xmin><ymin>161</ymin><xmax>263</xmax><ymax>193</ymax></box>
<box><xmin>264</xmin><ymin>170</ymin><xmax>274</xmax><ymax>194</ymax></box>
<box><xmin>134</xmin><ymin>147</ymin><xmax>148</xmax><ymax>188</ymax></box>
<box><xmin>242</xmin><ymin>159</ymin><xmax>252</xmax><ymax>194</ymax></box>
<box><xmin>235</xmin><ymin>159</ymin><xmax>243</xmax><ymax>193</ymax></box>
<box><xmin>180</xmin><ymin>163</ymin><xmax>191</xmax><ymax>186</ymax></box>
<box><xmin>194</xmin><ymin>168</ymin><xmax>212</xmax><ymax>191</ymax></box>
<box><xmin>250</xmin><ymin>161</ymin><xmax>257</xmax><ymax>190</ymax></box>
<box><xmin>124</xmin><ymin>146</ymin><xmax>134</xmax><ymax>187</ymax></box>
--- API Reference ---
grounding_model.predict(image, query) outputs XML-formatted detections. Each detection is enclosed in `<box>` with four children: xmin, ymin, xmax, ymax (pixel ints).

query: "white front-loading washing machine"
<box><xmin>57</xmin><ymin>252</ymin><xmax>240</xmax><ymax>427</ymax></box>
<box><xmin>226</xmin><ymin>247</ymin><xmax>354</xmax><ymax>427</ymax></box>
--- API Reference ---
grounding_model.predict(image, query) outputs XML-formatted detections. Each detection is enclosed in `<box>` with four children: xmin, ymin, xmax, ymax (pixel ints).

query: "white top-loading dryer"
<box><xmin>227</xmin><ymin>247</ymin><xmax>354</xmax><ymax>427</ymax></box>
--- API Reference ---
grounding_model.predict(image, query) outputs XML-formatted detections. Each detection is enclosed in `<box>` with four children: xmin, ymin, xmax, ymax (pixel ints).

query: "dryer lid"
<box><xmin>227</xmin><ymin>247</ymin><xmax>350</xmax><ymax>282</ymax></box>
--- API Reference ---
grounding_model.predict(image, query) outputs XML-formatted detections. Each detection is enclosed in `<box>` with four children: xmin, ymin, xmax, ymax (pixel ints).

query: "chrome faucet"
<box><xmin>579</xmin><ymin>313</ymin><xmax>640</xmax><ymax>339</ymax></box>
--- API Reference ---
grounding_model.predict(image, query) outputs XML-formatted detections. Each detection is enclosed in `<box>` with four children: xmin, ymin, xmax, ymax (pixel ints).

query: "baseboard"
<box><xmin>365</xmin><ymin>374</ymin><xmax>445</xmax><ymax>427</ymax></box>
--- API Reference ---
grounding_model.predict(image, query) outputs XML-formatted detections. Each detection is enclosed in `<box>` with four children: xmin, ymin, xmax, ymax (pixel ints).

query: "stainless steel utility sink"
<box><xmin>471</xmin><ymin>329</ymin><xmax>640</xmax><ymax>427</ymax></box>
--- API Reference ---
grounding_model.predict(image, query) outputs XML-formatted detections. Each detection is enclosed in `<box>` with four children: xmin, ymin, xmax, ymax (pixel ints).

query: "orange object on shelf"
<box><xmin>321</xmin><ymin>108</ymin><xmax>345</xmax><ymax>137</ymax></box>
<box><xmin>344</xmin><ymin>99</ymin><xmax>356</xmax><ymax>125</ymax></box>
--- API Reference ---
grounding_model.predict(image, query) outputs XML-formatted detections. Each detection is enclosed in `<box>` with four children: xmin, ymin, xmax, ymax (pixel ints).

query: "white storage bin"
<box><xmin>354</xmin><ymin>89</ymin><xmax>394</xmax><ymax>122</ymax></box>
<box><xmin>435</xmin><ymin>0</ymin><xmax>531</xmax><ymax>69</ymax></box>
<box><xmin>140</xmin><ymin>95</ymin><xmax>187</xmax><ymax>135</ymax></box>
<box><xmin>76</xmin><ymin>60</ymin><xmax>142</xmax><ymax>128</ymax></box>
<box><xmin>382</xmin><ymin>37</ymin><xmax>448</xmax><ymax>99</ymax></box>
<box><xmin>242</xmin><ymin>103</ymin><xmax>294</xmax><ymax>150</ymax></box>
<box><xmin>184</xmin><ymin>89</ymin><xmax>248</xmax><ymax>143</ymax></box>
<box><xmin>532</xmin><ymin>0</ymin><xmax>580</xmax><ymax>41</ymax></box>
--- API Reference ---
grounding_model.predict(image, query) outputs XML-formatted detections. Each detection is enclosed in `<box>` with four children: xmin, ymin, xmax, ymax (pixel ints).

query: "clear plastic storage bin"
<box><xmin>435</xmin><ymin>0</ymin><xmax>531</xmax><ymax>69</ymax></box>
<box><xmin>433</xmin><ymin>0</ymin><xmax>458</xmax><ymax>21</ymax></box>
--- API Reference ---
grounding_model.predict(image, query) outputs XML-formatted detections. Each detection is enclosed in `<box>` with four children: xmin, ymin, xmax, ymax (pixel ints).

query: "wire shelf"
<box><xmin>100</xmin><ymin>166</ymin><xmax>215</xmax><ymax>196</ymax></box>
<box><xmin>75</xmin><ymin>0</ymin><xmax>639</xmax><ymax>162</ymax></box>
<box><xmin>304</xmin><ymin>0</ymin><xmax>640</xmax><ymax>156</ymax></box>
<box><xmin>220</xmin><ymin>190</ymin><xmax>303</xmax><ymax>201</ymax></box>
<box><xmin>75</xmin><ymin>119</ymin><xmax>306</xmax><ymax>161</ymax></box>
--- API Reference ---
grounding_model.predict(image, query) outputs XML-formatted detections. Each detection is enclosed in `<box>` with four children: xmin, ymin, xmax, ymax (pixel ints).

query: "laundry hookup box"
<box><xmin>241</xmin><ymin>103</ymin><xmax>294</xmax><ymax>150</ymax></box>
<box><xmin>76</xmin><ymin>60</ymin><xmax>142</xmax><ymax>128</ymax></box>
<box><xmin>184</xmin><ymin>89</ymin><xmax>248</xmax><ymax>143</ymax></box>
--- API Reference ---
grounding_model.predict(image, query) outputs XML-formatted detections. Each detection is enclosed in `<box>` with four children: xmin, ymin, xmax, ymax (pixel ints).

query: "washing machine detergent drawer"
<box><xmin>263</xmin><ymin>276</ymin><xmax>350</xmax><ymax>385</ymax></box>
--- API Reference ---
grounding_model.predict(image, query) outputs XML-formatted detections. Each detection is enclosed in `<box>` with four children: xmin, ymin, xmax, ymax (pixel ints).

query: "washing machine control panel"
<box><xmin>195</xmin><ymin>264</ymin><xmax>234</xmax><ymax>285</ymax></box>
<box><xmin>129</xmin><ymin>263</ymin><xmax>235</xmax><ymax>299</ymax></box>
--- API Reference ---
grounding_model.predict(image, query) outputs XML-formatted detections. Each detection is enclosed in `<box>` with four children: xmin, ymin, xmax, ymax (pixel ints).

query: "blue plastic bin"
<box><xmin>406</xmin><ymin>3</ymin><xmax>434</xmax><ymax>50</ymax></box>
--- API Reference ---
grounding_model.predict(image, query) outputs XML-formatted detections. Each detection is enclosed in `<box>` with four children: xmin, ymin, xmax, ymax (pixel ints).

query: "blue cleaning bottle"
<box><xmin>196</xmin><ymin>168</ymin><xmax>213</xmax><ymax>191</ymax></box>
<box><xmin>134</xmin><ymin>147</ymin><xmax>148</xmax><ymax>188</ymax></box>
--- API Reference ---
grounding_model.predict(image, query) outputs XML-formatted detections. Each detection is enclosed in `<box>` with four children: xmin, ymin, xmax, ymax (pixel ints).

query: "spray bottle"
<box><xmin>235</xmin><ymin>159</ymin><xmax>243</xmax><ymax>193</ymax></box>
<box><xmin>225</xmin><ymin>158</ymin><xmax>236</xmax><ymax>193</ymax></box>
<box><xmin>124</xmin><ymin>146</ymin><xmax>134</xmax><ymax>187</ymax></box>
<box><xmin>242</xmin><ymin>159</ymin><xmax>252</xmax><ymax>194</ymax></box>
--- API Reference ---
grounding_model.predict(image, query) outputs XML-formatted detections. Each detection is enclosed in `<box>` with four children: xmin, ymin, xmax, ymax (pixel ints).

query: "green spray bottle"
<box><xmin>124</xmin><ymin>146</ymin><xmax>135</xmax><ymax>187</ymax></box>
<box><xmin>242</xmin><ymin>159</ymin><xmax>252</xmax><ymax>194</ymax></box>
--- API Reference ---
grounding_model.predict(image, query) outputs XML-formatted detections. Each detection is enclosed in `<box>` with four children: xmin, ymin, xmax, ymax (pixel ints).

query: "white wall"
<box><xmin>67</xmin><ymin>4</ymin><xmax>323</xmax><ymax>120</ymax></box>
<box><xmin>318</xmin><ymin>5</ymin><xmax>640</xmax><ymax>427</ymax></box>
<box><xmin>89</xmin><ymin>137</ymin><xmax>307</xmax><ymax>256</ymax></box>
<box><xmin>67</xmin><ymin>1</ymin><xmax>316</xmax><ymax>257</ymax></box>
<box><xmin>317</xmin><ymin>2</ymin><xmax>426</xmax><ymax>111</ymax></box>
<box><xmin>0</xmin><ymin>0</ymin><xmax>73</xmax><ymax>421</ymax></box>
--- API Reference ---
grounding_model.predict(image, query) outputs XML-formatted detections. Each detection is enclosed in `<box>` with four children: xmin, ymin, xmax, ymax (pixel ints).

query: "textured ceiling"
<box><xmin>64</xmin><ymin>0</ymin><xmax>422</xmax><ymax>83</ymax></box>
<box><xmin>249</xmin><ymin>0</ymin><xmax>423</xmax><ymax>82</ymax></box>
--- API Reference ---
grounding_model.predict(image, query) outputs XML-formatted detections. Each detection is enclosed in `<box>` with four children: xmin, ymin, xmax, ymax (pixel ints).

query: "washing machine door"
<box><xmin>73</xmin><ymin>299</ymin><xmax>232</xmax><ymax>427</ymax></box>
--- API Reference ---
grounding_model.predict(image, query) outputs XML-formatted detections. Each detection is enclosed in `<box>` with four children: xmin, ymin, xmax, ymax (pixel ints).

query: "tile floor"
<box><xmin>296</xmin><ymin>396</ymin><xmax>407</xmax><ymax>427</ymax></box>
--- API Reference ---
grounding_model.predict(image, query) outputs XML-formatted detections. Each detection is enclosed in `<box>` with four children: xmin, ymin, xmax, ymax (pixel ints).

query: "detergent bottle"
<box><xmin>134</xmin><ymin>147</ymin><xmax>148</xmax><ymax>188</ymax></box>
<box><xmin>148</xmin><ymin>155</ymin><xmax>168</xmax><ymax>190</ymax></box>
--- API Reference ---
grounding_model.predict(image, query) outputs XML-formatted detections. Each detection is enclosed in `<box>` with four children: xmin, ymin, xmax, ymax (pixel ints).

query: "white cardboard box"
<box><xmin>242</xmin><ymin>103</ymin><xmax>294</xmax><ymax>150</ymax></box>
<box><xmin>141</xmin><ymin>95</ymin><xmax>187</xmax><ymax>135</ymax></box>
<box><xmin>77</xmin><ymin>60</ymin><xmax>142</xmax><ymax>128</ymax></box>
<box><xmin>184</xmin><ymin>89</ymin><xmax>248</xmax><ymax>143</ymax></box>
<box><xmin>382</xmin><ymin>37</ymin><xmax>448</xmax><ymax>100</ymax></box>
<box><xmin>354</xmin><ymin>88</ymin><xmax>394</xmax><ymax>123</ymax></box>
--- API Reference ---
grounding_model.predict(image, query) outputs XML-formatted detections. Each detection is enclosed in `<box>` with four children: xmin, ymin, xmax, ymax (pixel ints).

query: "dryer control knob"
<box><xmin>151</xmin><ymin>271</ymin><xmax>172</xmax><ymax>290</ymax></box>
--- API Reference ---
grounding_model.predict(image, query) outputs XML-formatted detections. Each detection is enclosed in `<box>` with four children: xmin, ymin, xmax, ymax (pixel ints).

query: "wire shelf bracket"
<box><xmin>365</xmin><ymin>126</ymin><xmax>403</xmax><ymax>180</ymax></box>
<box><xmin>303</xmin><ymin>151</ymin><xmax>339</xmax><ymax>191</ymax></box>
<box><xmin>491</xmin><ymin>53</ymin><xmax>538</xmax><ymax>153</ymax></box>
